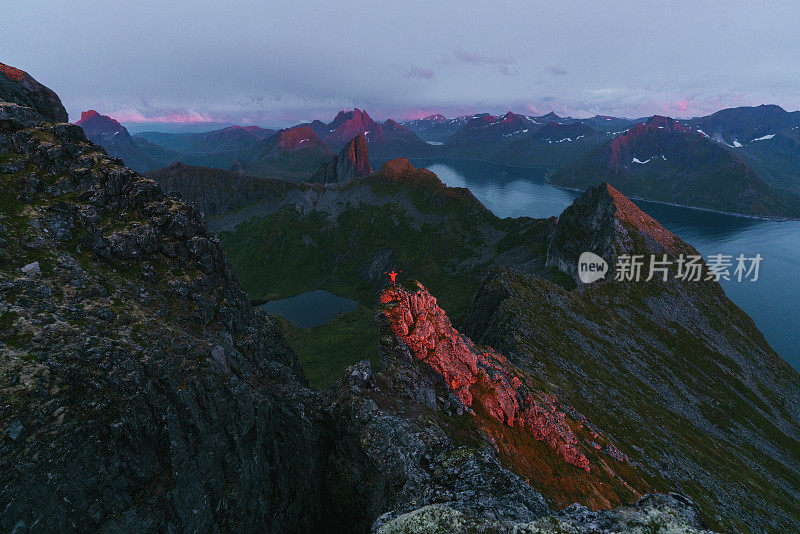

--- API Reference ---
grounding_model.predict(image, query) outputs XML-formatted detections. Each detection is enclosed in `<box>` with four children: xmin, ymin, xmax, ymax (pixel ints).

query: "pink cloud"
<box><xmin>107</xmin><ymin>109</ymin><xmax>218</xmax><ymax>124</ymax></box>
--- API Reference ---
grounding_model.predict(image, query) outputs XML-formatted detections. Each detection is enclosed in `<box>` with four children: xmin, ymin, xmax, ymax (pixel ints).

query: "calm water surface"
<box><xmin>259</xmin><ymin>290</ymin><xmax>358</xmax><ymax>328</ymax></box>
<box><xmin>396</xmin><ymin>158</ymin><xmax>800</xmax><ymax>371</ymax></box>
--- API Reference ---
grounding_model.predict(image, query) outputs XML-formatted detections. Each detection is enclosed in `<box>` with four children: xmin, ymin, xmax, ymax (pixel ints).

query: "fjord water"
<box><xmin>401</xmin><ymin>158</ymin><xmax>800</xmax><ymax>371</ymax></box>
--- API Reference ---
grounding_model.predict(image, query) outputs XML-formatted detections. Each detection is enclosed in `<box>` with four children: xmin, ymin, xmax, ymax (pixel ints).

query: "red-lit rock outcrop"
<box><xmin>380</xmin><ymin>283</ymin><xmax>592</xmax><ymax>471</ymax></box>
<box><xmin>311</xmin><ymin>132</ymin><xmax>372</xmax><ymax>183</ymax></box>
<box><xmin>0</xmin><ymin>61</ymin><xmax>68</xmax><ymax>122</ymax></box>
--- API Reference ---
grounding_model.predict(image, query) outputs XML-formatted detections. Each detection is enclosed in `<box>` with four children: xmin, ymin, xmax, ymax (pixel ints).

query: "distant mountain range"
<box><xmin>5</xmin><ymin>61</ymin><xmax>800</xmax><ymax>532</ymax></box>
<box><xmin>76</xmin><ymin>110</ymin><xmax>160</xmax><ymax>172</ymax></box>
<box><xmin>77</xmin><ymin>103</ymin><xmax>800</xmax><ymax>217</ymax></box>
<box><xmin>551</xmin><ymin>115</ymin><xmax>800</xmax><ymax>217</ymax></box>
<box><xmin>681</xmin><ymin>104</ymin><xmax>800</xmax><ymax>191</ymax></box>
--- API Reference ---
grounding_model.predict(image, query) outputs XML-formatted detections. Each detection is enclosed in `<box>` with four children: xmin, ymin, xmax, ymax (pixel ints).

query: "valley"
<box><xmin>3</xmin><ymin>58</ymin><xmax>800</xmax><ymax>533</ymax></box>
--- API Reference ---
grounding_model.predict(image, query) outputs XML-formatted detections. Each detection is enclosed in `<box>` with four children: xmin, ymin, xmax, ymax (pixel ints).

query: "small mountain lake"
<box><xmin>259</xmin><ymin>290</ymin><xmax>358</xmax><ymax>328</ymax></box>
<box><xmin>378</xmin><ymin>157</ymin><xmax>800</xmax><ymax>372</ymax></box>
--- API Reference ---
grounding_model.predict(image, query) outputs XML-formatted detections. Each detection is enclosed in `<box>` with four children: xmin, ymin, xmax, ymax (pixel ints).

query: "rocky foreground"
<box><xmin>2</xmin><ymin>62</ymin><xmax>800</xmax><ymax>532</ymax></box>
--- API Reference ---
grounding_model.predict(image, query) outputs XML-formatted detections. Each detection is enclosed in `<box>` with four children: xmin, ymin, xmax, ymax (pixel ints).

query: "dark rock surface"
<box><xmin>312</xmin><ymin>133</ymin><xmax>373</xmax><ymax>183</ymax></box>
<box><xmin>146</xmin><ymin>162</ymin><xmax>307</xmax><ymax>217</ymax></box>
<box><xmin>0</xmin><ymin>62</ymin><xmax>68</xmax><ymax>123</ymax></box>
<box><xmin>546</xmin><ymin>182</ymin><xmax>693</xmax><ymax>283</ymax></box>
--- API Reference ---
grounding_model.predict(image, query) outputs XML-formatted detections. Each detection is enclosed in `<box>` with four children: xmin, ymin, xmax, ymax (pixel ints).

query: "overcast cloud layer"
<box><xmin>3</xmin><ymin>1</ymin><xmax>800</xmax><ymax>126</ymax></box>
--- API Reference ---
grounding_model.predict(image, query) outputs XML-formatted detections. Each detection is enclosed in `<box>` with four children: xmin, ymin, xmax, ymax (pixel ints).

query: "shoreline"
<box><xmin>548</xmin><ymin>182</ymin><xmax>797</xmax><ymax>222</ymax></box>
<box><xmin>374</xmin><ymin>154</ymin><xmax>797</xmax><ymax>221</ymax></box>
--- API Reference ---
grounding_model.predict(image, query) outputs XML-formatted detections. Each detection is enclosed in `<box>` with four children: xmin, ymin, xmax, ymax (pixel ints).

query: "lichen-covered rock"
<box><xmin>0</xmin><ymin>65</ymin><xmax>382</xmax><ymax>533</ymax></box>
<box><xmin>376</xmin><ymin>493</ymin><xmax>711</xmax><ymax>533</ymax></box>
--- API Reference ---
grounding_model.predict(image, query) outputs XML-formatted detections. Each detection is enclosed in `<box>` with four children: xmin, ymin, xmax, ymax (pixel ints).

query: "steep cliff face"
<box><xmin>0</xmin><ymin>63</ymin><xmax>392</xmax><ymax>533</ymax></box>
<box><xmin>311</xmin><ymin>133</ymin><xmax>372</xmax><ymax>183</ymax></box>
<box><xmin>467</xmin><ymin>219</ymin><xmax>800</xmax><ymax>530</ymax></box>
<box><xmin>379</xmin><ymin>283</ymin><xmax>653</xmax><ymax>509</ymax></box>
<box><xmin>546</xmin><ymin>182</ymin><xmax>693</xmax><ymax>283</ymax></box>
<box><xmin>0</xmin><ymin>62</ymin><xmax>68</xmax><ymax>123</ymax></box>
<box><xmin>145</xmin><ymin>162</ymin><xmax>305</xmax><ymax>217</ymax></box>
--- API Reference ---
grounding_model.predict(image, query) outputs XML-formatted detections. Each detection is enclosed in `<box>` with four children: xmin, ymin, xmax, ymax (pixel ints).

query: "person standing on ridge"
<box><xmin>385</xmin><ymin>270</ymin><xmax>401</xmax><ymax>287</ymax></box>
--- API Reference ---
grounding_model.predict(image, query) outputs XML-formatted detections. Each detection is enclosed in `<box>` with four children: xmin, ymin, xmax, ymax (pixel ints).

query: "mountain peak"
<box><xmin>275</xmin><ymin>125</ymin><xmax>322</xmax><ymax>151</ymax></box>
<box><xmin>378</xmin><ymin>157</ymin><xmax>416</xmax><ymax>177</ymax></box>
<box><xmin>311</xmin><ymin>133</ymin><xmax>372</xmax><ymax>183</ymax></box>
<box><xmin>76</xmin><ymin>109</ymin><xmax>126</xmax><ymax>136</ymax></box>
<box><xmin>0</xmin><ymin>61</ymin><xmax>68</xmax><ymax>123</ymax></box>
<box><xmin>645</xmin><ymin>115</ymin><xmax>690</xmax><ymax>133</ymax></box>
<box><xmin>324</xmin><ymin>108</ymin><xmax>383</xmax><ymax>150</ymax></box>
<box><xmin>423</xmin><ymin>113</ymin><xmax>446</xmax><ymax>122</ymax></box>
<box><xmin>79</xmin><ymin>109</ymin><xmax>101</xmax><ymax>121</ymax></box>
<box><xmin>547</xmin><ymin>182</ymin><xmax>689</xmax><ymax>283</ymax></box>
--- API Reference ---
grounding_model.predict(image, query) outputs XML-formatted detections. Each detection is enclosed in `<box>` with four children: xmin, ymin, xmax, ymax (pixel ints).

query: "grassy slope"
<box><xmin>467</xmin><ymin>268</ymin><xmax>800</xmax><ymax>532</ymax></box>
<box><xmin>275</xmin><ymin>305</ymin><xmax>379</xmax><ymax>389</ymax></box>
<box><xmin>218</xmin><ymin>172</ymin><xmax>556</xmax><ymax>386</ymax></box>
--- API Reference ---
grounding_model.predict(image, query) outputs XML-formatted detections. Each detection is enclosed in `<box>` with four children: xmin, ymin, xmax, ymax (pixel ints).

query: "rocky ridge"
<box><xmin>0</xmin><ymin>60</ymin><xmax>717</xmax><ymax>534</ymax></box>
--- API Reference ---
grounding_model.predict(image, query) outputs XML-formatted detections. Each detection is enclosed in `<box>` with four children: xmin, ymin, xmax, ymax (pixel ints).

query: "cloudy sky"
<box><xmin>4</xmin><ymin>1</ymin><xmax>800</xmax><ymax>126</ymax></box>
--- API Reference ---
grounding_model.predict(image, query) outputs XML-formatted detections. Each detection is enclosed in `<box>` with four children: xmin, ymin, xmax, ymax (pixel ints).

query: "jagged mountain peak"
<box><xmin>382</xmin><ymin>118</ymin><xmax>404</xmax><ymax>129</ymax></box>
<box><xmin>79</xmin><ymin>109</ymin><xmax>101</xmax><ymax>121</ymax></box>
<box><xmin>75</xmin><ymin>109</ymin><xmax>127</xmax><ymax>135</ymax></box>
<box><xmin>547</xmin><ymin>182</ymin><xmax>691</xmax><ymax>283</ymax></box>
<box><xmin>311</xmin><ymin>132</ymin><xmax>372</xmax><ymax>183</ymax></box>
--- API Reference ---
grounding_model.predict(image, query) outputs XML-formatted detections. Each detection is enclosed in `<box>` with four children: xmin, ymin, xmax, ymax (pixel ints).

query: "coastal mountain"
<box><xmin>76</xmin><ymin>110</ymin><xmax>160</xmax><ymax>172</ymax></box>
<box><xmin>685</xmin><ymin>104</ymin><xmax>799</xmax><ymax>147</ymax></box>
<box><xmin>369</xmin><ymin>118</ymin><xmax>434</xmax><ymax>158</ymax></box>
<box><xmin>401</xmin><ymin>114</ymin><xmax>474</xmax><ymax>143</ymax></box>
<box><xmin>442</xmin><ymin>111</ymin><xmax>608</xmax><ymax>167</ymax></box>
<box><xmin>214</xmin><ymin>152</ymin><xmax>800</xmax><ymax>530</ymax></box>
<box><xmin>551</xmin><ymin>115</ymin><xmax>800</xmax><ymax>217</ymax></box>
<box><xmin>684</xmin><ymin>105</ymin><xmax>800</xmax><ymax>190</ymax></box>
<box><xmin>231</xmin><ymin>125</ymin><xmax>334</xmax><ymax>179</ymax></box>
<box><xmin>302</xmin><ymin>108</ymin><xmax>433</xmax><ymax>159</ymax></box>
<box><xmin>443</xmin><ymin>111</ymin><xmax>538</xmax><ymax>158</ymax></box>
<box><xmin>323</xmin><ymin>108</ymin><xmax>384</xmax><ymax>150</ymax></box>
<box><xmin>311</xmin><ymin>133</ymin><xmax>373</xmax><ymax>183</ymax></box>
<box><xmin>1</xmin><ymin>60</ymin><xmax>720</xmax><ymax>533</ymax></box>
